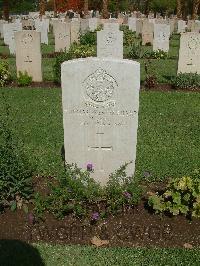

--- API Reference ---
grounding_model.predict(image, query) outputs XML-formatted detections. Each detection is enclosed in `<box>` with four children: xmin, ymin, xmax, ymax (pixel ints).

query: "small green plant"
<box><xmin>53</xmin><ymin>44</ymin><xmax>96</xmax><ymax>84</ymax></box>
<box><xmin>80</xmin><ymin>31</ymin><xmax>97</xmax><ymax>45</ymax></box>
<box><xmin>0</xmin><ymin>61</ymin><xmax>11</xmax><ymax>86</ymax></box>
<box><xmin>0</xmin><ymin>92</ymin><xmax>35</xmax><ymax>212</ymax></box>
<box><xmin>120</xmin><ymin>25</ymin><xmax>136</xmax><ymax>46</ymax></box>
<box><xmin>152</xmin><ymin>49</ymin><xmax>168</xmax><ymax>59</ymax></box>
<box><xmin>148</xmin><ymin>171</ymin><xmax>200</xmax><ymax>218</ymax></box>
<box><xmin>17</xmin><ymin>71</ymin><xmax>32</xmax><ymax>87</ymax></box>
<box><xmin>171</xmin><ymin>73</ymin><xmax>200</xmax><ymax>90</ymax></box>
<box><xmin>127</xmin><ymin>42</ymin><xmax>152</xmax><ymax>59</ymax></box>
<box><xmin>34</xmin><ymin>162</ymin><xmax>142</xmax><ymax>220</ymax></box>
<box><xmin>144</xmin><ymin>60</ymin><xmax>157</xmax><ymax>89</ymax></box>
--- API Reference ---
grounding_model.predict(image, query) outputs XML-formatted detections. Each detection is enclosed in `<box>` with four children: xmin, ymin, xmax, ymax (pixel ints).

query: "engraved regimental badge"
<box><xmin>83</xmin><ymin>68</ymin><xmax>118</xmax><ymax>106</ymax></box>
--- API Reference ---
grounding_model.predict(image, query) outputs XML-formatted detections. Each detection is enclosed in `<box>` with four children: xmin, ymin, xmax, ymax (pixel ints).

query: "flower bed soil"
<box><xmin>0</xmin><ymin>178</ymin><xmax>200</xmax><ymax>248</ymax></box>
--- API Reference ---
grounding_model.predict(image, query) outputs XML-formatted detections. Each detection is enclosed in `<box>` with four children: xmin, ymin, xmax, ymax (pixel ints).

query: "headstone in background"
<box><xmin>136</xmin><ymin>19</ymin><xmax>143</xmax><ymax>37</ymax></box>
<box><xmin>70</xmin><ymin>19</ymin><xmax>80</xmax><ymax>43</ymax></box>
<box><xmin>142</xmin><ymin>20</ymin><xmax>154</xmax><ymax>45</ymax></box>
<box><xmin>191</xmin><ymin>20</ymin><xmax>200</xmax><ymax>33</ymax></box>
<box><xmin>15</xmin><ymin>30</ymin><xmax>42</xmax><ymax>81</ymax></box>
<box><xmin>55</xmin><ymin>22</ymin><xmax>71</xmax><ymax>52</ymax></box>
<box><xmin>177</xmin><ymin>20</ymin><xmax>186</xmax><ymax>33</ymax></box>
<box><xmin>61</xmin><ymin>57</ymin><xmax>140</xmax><ymax>185</ymax></box>
<box><xmin>35</xmin><ymin>19</ymin><xmax>48</xmax><ymax>44</ymax></box>
<box><xmin>178</xmin><ymin>32</ymin><xmax>200</xmax><ymax>74</ymax></box>
<box><xmin>128</xmin><ymin>17</ymin><xmax>137</xmax><ymax>32</ymax></box>
<box><xmin>153</xmin><ymin>24</ymin><xmax>170</xmax><ymax>52</ymax></box>
<box><xmin>89</xmin><ymin>18</ymin><xmax>100</xmax><ymax>32</ymax></box>
<box><xmin>3</xmin><ymin>22</ymin><xmax>22</xmax><ymax>54</ymax></box>
<box><xmin>0</xmin><ymin>20</ymin><xmax>8</xmax><ymax>38</ymax></box>
<box><xmin>97</xmin><ymin>25</ymin><xmax>123</xmax><ymax>59</ymax></box>
<box><xmin>80</xmin><ymin>19</ymin><xmax>89</xmax><ymax>35</ymax></box>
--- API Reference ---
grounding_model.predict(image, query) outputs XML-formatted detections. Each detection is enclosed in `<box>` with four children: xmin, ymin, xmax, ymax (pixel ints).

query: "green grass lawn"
<box><xmin>0</xmin><ymin>88</ymin><xmax>199</xmax><ymax>181</ymax></box>
<box><xmin>1</xmin><ymin>242</ymin><xmax>200</xmax><ymax>266</ymax></box>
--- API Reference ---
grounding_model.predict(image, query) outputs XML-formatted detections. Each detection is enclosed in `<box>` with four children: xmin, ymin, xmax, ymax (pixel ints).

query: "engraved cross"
<box><xmin>88</xmin><ymin>132</ymin><xmax>113</xmax><ymax>171</ymax></box>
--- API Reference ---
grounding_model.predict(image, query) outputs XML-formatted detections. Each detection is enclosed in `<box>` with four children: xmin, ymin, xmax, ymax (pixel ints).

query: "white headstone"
<box><xmin>178</xmin><ymin>20</ymin><xmax>186</xmax><ymax>33</ymax></box>
<box><xmin>35</xmin><ymin>19</ymin><xmax>48</xmax><ymax>44</ymax></box>
<box><xmin>15</xmin><ymin>30</ymin><xmax>42</xmax><ymax>82</ymax></box>
<box><xmin>61</xmin><ymin>57</ymin><xmax>140</xmax><ymax>185</ymax></box>
<box><xmin>128</xmin><ymin>17</ymin><xmax>137</xmax><ymax>32</ymax></box>
<box><xmin>71</xmin><ymin>20</ymin><xmax>80</xmax><ymax>43</ymax></box>
<box><xmin>89</xmin><ymin>18</ymin><xmax>99</xmax><ymax>32</ymax></box>
<box><xmin>97</xmin><ymin>26</ymin><xmax>123</xmax><ymax>59</ymax></box>
<box><xmin>153</xmin><ymin>24</ymin><xmax>170</xmax><ymax>52</ymax></box>
<box><xmin>55</xmin><ymin>22</ymin><xmax>71</xmax><ymax>52</ymax></box>
<box><xmin>178</xmin><ymin>33</ymin><xmax>200</xmax><ymax>74</ymax></box>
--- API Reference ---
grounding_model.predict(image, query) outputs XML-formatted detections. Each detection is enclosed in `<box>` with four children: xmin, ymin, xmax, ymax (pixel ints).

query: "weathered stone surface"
<box><xmin>97</xmin><ymin>26</ymin><xmax>123</xmax><ymax>59</ymax></box>
<box><xmin>178</xmin><ymin>32</ymin><xmax>200</xmax><ymax>74</ymax></box>
<box><xmin>142</xmin><ymin>20</ymin><xmax>154</xmax><ymax>45</ymax></box>
<box><xmin>153</xmin><ymin>24</ymin><xmax>170</xmax><ymax>52</ymax></box>
<box><xmin>55</xmin><ymin>22</ymin><xmax>71</xmax><ymax>52</ymax></box>
<box><xmin>15</xmin><ymin>30</ymin><xmax>42</xmax><ymax>81</ymax></box>
<box><xmin>70</xmin><ymin>20</ymin><xmax>80</xmax><ymax>43</ymax></box>
<box><xmin>61</xmin><ymin>57</ymin><xmax>140</xmax><ymax>185</ymax></box>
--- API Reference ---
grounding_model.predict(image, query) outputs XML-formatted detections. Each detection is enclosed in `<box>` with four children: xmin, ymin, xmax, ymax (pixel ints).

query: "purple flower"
<box><xmin>123</xmin><ymin>191</ymin><xmax>132</xmax><ymax>199</ymax></box>
<box><xmin>87</xmin><ymin>163</ymin><xmax>93</xmax><ymax>172</ymax></box>
<box><xmin>28</xmin><ymin>213</ymin><xmax>35</xmax><ymax>225</ymax></box>
<box><xmin>91</xmin><ymin>212</ymin><xmax>99</xmax><ymax>221</ymax></box>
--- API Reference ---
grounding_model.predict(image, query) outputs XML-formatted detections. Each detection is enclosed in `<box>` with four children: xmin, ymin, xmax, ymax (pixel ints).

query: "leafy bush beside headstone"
<box><xmin>17</xmin><ymin>71</ymin><xmax>32</xmax><ymax>87</ymax></box>
<box><xmin>148</xmin><ymin>170</ymin><xmax>200</xmax><ymax>218</ymax></box>
<box><xmin>0</xmin><ymin>93</ymin><xmax>35</xmax><ymax>212</ymax></box>
<box><xmin>34</xmin><ymin>163</ymin><xmax>142</xmax><ymax>220</ymax></box>
<box><xmin>53</xmin><ymin>44</ymin><xmax>96</xmax><ymax>84</ymax></box>
<box><xmin>171</xmin><ymin>73</ymin><xmax>200</xmax><ymax>90</ymax></box>
<box><xmin>0</xmin><ymin>61</ymin><xmax>11</xmax><ymax>87</ymax></box>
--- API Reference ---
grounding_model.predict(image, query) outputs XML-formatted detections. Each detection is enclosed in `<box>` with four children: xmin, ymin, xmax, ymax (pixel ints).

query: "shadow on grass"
<box><xmin>0</xmin><ymin>240</ymin><xmax>45</xmax><ymax>266</ymax></box>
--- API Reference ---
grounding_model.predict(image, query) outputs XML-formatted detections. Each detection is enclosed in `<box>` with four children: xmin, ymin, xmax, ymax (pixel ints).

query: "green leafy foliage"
<box><xmin>151</xmin><ymin>50</ymin><xmax>168</xmax><ymax>59</ymax></box>
<box><xmin>80</xmin><ymin>31</ymin><xmax>97</xmax><ymax>45</ymax></box>
<box><xmin>17</xmin><ymin>71</ymin><xmax>32</xmax><ymax>87</ymax></box>
<box><xmin>148</xmin><ymin>171</ymin><xmax>200</xmax><ymax>218</ymax></box>
<box><xmin>34</xmin><ymin>163</ymin><xmax>142</xmax><ymax>220</ymax></box>
<box><xmin>53</xmin><ymin>44</ymin><xmax>96</xmax><ymax>84</ymax></box>
<box><xmin>120</xmin><ymin>25</ymin><xmax>136</xmax><ymax>46</ymax></box>
<box><xmin>127</xmin><ymin>42</ymin><xmax>152</xmax><ymax>59</ymax></box>
<box><xmin>0</xmin><ymin>61</ymin><xmax>11</xmax><ymax>87</ymax></box>
<box><xmin>171</xmin><ymin>73</ymin><xmax>200</xmax><ymax>90</ymax></box>
<box><xmin>0</xmin><ymin>92</ymin><xmax>35</xmax><ymax>211</ymax></box>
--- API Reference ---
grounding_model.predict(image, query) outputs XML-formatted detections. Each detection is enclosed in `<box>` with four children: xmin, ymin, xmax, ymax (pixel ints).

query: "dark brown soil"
<box><xmin>0</xmin><ymin>177</ymin><xmax>200</xmax><ymax>248</ymax></box>
<box><xmin>1</xmin><ymin>202</ymin><xmax>200</xmax><ymax>248</ymax></box>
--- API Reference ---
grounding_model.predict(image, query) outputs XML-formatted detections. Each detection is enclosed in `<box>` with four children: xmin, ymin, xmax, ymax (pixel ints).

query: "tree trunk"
<box><xmin>84</xmin><ymin>0</ymin><xmax>89</xmax><ymax>17</ymax></box>
<box><xmin>3</xmin><ymin>0</ymin><xmax>9</xmax><ymax>21</ymax></box>
<box><xmin>53</xmin><ymin>0</ymin><xmax>57</xmax><ymax>17</ymax></box>
<box><xmin>39</xmin><ymin>0</ymin><xmax>46</xmax><ymax>18</ymax></box>
<box><xmin>192</xmin><ymin>0</ymin><xmax>200</xmax><ymax>19</ymax></box>
<box><xmin>177</xmin><ymin>0</ymin><xmax>182</xmax><ymax>18</ymax></box>
<box><xmin>102</xmin><ymin>0</ymin><xmax>109</xmax><ymax>19</ymax></box>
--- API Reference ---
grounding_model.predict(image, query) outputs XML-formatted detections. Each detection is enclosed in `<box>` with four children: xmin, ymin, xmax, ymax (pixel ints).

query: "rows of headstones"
<box><xmin>0</xmin><ymin>11</ymin><xmax>200</xmax><ymax>82</ymax></box>
<box><xmin>0</xmin><ymin>10</ymin><xmax>200</xmax><ymax>185</ymax></box>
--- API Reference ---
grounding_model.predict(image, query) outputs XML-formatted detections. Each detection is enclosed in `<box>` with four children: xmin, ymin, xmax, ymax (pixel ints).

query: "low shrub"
<box><xmin>0</xmin><ymin>61</ymin><xmax>11</xmax><ymax>86</ymax></box>
<box><xmin>144</xmin><ymin>60</ymin><xmax>158</xmax><ymax>89</ymax></box>
<box><xmin>80</xmin><ymin>31</ymin><xmax>97</xmax><ymax>45</ymax></box>
<box><xmin>148</xmin><ymin>170</ymin><xmax>200</xmax><ymax>218</ymax></box>
<box><xmin>34</xmin><ymin>162</ymin><xmax>142</xmax><ymax>220</ymax></box>
<box><xmin>53</xmin><ymin>44</ymin><xmax>96</xmax><ymax>84</ymax></box>
<box><xmin>171</xmin><ymin>73</ymin><xmax>200</xmax><ymax>90</ymax></box>
<box><xmin>120</xmin><ymin>25</ymin><xmax>136</xmax><ymax>46</ymax></box>
<box><xmin>0</xmin><ymin>93</ymin><xmax>35</xmax><ymax>212</ymax></box>
<box><xmin>17</xmin><ymin>71</ymin><xmax>32</xmax><ymax>87</ymax></box>
<box><xmin>127</xmin><ymin>42</ymin><xmax>152</xmax><ymax>59</ymax></box>
<box><xmin>151</xmin><ymin>49</ymin><xmax>168</xmax><ymax>59</ymax></box>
